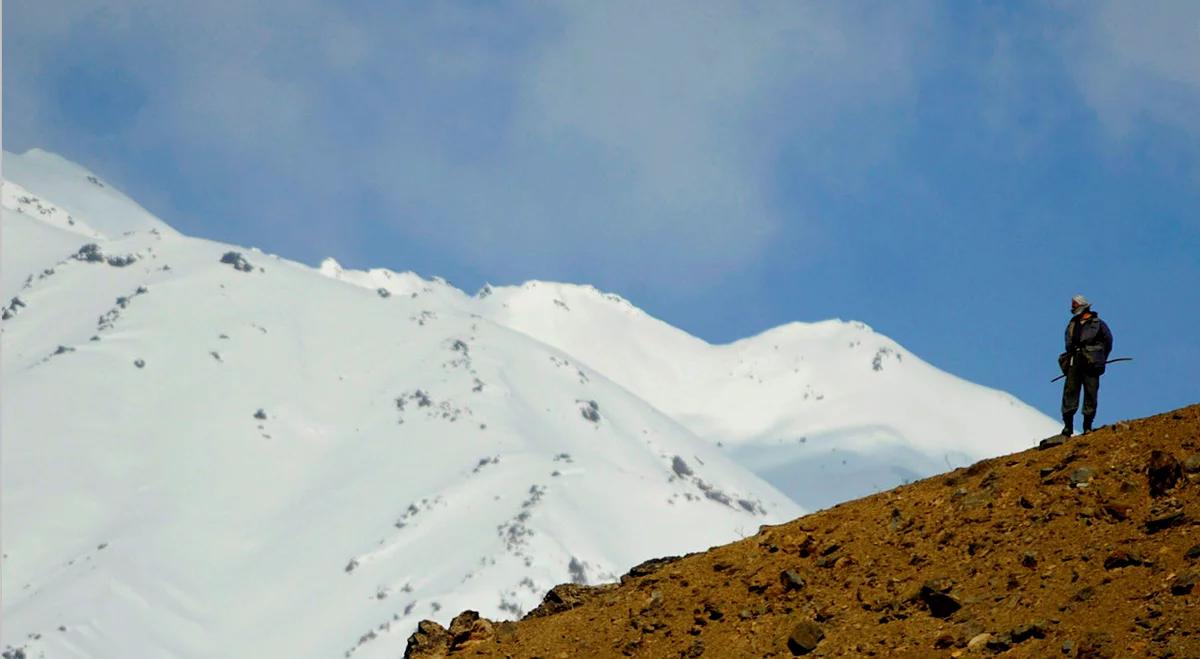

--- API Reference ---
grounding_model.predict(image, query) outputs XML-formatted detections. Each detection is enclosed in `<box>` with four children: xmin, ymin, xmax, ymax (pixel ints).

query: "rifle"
<box><xmin>1051</xmin><ymin>357</ymin><xmax>1132</xmax><ymax>383</ymax></box>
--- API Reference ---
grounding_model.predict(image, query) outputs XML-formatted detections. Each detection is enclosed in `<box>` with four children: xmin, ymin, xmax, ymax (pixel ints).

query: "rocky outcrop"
<box><xmin>404</xmin><ymin>611</ymin><xmax>500</xmax><ymax>658</ymax></box>
<box><xmin>219</xmin><ymin>251</ymin><xmax>255</xmax><ymax>272</ymax></box>
<box><xmin>523</xmin><ymin>583</ymin><xmax>618</xmax><ymax>619</ymax></box>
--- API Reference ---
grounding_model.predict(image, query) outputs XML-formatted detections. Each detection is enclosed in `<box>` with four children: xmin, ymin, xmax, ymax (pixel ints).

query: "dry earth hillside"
<box><xmin>406</xmin><ymin>405</ymin><xmax>1200</xmax><ymax>658</ymax></box>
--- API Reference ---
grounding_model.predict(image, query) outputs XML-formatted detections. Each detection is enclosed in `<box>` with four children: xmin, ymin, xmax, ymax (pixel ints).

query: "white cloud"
<box><xmin>1066</xmin><ymin>1</ymin><xmax>1200</xmax><ymax>139</ymax></box>
<box><xmin>7</xmin><ymin>2</ymin><xmax>937</xmax><ymax>291</ymax></box>
<box><xmin>362</xmin><ymin>2</ymin><xmax>934</xmax><ymax>286</ymax></box>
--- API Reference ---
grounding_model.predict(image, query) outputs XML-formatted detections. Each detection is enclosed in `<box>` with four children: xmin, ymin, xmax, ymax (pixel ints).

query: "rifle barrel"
<box><xmin>1050</xmin><ymin>356</ymin><xmax>1132</xmax><ymax>383</ymax></box>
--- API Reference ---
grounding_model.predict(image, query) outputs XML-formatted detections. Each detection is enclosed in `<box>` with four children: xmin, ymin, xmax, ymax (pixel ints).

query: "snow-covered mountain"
<box><xmin>0</xmin><ymin>149</ymin><xmax>1056</xmax><ymax>658</ymax></box>
<box><xmin>321</xmin><ymin>261</ymin><xmax>1059</xmax><ymax>510</ymax></box>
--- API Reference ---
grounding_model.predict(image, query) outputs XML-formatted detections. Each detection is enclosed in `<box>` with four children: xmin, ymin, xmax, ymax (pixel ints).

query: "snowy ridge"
<box><xmin>324</xmin><ymin>266</ymin><xmax>1058</xmax><ymax>510</ymax></box>
<box><xmin>1</xmin><ymin>179</ymin><xmax>103</xmax><ymax>239</ymax></box>
<box><xmin>1</xmin><ymin>150</ymin><xmax>796</xmax><ymax>659</ymax></box>
<box><xmin>2</xmin><ymin>149</ymin><xmax>175</xmax><ymax>239</ymax></box>
<box><xmin>1</xmin><ymin>149</ymin><xmax>1056</xmax><ymax>658</ymax></box>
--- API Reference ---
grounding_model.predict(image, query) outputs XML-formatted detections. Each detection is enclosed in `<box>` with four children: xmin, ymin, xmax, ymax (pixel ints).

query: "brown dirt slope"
<box><xmin>407</xmin><ymin>405</ymin><xmax>1200</xmax><ymax>658</ymax></box>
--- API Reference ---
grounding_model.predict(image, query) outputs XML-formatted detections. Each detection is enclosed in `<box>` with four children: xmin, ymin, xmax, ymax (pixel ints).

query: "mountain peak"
<box><xmin>3</xmin><ymin>148</ymin><xmax>176</xmax><ymax>239</ymax></box>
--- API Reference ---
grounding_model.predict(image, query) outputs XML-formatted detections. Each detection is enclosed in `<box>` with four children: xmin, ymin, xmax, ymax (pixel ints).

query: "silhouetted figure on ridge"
<box><xmin>1059</xmin><ymin>294</ymin><xmax>1113</xmax><ymax>436</ymax></box>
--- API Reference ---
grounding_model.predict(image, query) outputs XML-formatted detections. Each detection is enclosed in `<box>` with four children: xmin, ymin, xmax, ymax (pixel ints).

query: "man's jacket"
<box><xmin>1064</xmin><ymin>311</ymin><xmax>1113</xmax><ymax>373</ymax></box>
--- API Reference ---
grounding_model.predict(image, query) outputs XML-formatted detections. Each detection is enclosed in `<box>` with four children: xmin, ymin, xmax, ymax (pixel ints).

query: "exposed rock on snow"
<box><xmin>220</xmin><ymin>251</ymin><xmax>255</xmax><ymax>272</ymax></box>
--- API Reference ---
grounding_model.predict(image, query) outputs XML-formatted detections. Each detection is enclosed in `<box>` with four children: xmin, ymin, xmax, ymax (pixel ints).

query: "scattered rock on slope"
<box><xmin>418</xmin><ymin>405</ymin><xmax>1200</xmax><ymax>657</ymax></box>
<box><xmin>786</xmin><ymin>621</ymin><xmax>824</xmax><ymax>655</ymax></box>
<box><xmin>1146</xmin><ymin>449</ymin><xmax>1182</xmax><ymax>497</ymax></box>
<box><xmin>220</xmin><ymin>251</ymin><xmax>255</xmax><ymax>272</ymax></box>
<box><xmin>72</xmin><ymin>243</ymin><xmax>138</xmax><ymax>267</ymax></box>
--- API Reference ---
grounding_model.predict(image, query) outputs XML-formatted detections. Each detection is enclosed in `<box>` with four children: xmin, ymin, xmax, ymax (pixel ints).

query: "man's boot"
<box><xmin>1082</xmin><ymin>414</ymin><xmax>1094</xmax><ymax>434</ymax></box>
<box><xmin>1061</xmin><ymin>414</ymin><xmax>1074</xmax><ymax>437</ymax></box>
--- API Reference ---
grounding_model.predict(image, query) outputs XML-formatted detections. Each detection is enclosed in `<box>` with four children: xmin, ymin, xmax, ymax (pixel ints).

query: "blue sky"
<box><xmin>5</xmin><ymin>1</ymin><xmax>1198</xmax><ymax>426</ymax></box>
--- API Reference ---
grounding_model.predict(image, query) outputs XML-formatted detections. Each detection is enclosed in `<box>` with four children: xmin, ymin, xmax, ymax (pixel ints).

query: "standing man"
<box><xmin>1059</xmin><ymin>294</ymin><xmax>1113</xmax><ymax>435</ymax></box>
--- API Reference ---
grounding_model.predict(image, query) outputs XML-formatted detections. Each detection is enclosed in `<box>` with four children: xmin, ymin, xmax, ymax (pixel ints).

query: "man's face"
<box><xmin>1071</xmin><ymin>300</ymin><xmax>1083</xmax><ymax>314</ymax></box>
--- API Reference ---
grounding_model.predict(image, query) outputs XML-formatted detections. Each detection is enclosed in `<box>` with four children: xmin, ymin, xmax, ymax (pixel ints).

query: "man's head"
<box><xmin>1071</xmin><ymin>294</ymin><xmax>1090</xmax><ymax>316</ymax></box>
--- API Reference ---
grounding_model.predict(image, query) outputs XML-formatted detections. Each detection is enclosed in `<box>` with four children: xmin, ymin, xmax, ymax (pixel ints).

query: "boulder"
<box><xmin>785</xmin><ymin>621</ymin><xmax>823</xmax><ymax>655</ymax></box>
<box><xmin>1146</xmin><ymin>505</ymin><xmax>1186</xmax><ymax>533</ymax></box>
<box><xmin>919</xmin><ymin>579</ymin><xmax>962</xmax><ymax>618</ymax></box>
<box><xmin>780</xmin><ymin>569</ymin><xmax>807</xmax><ymax>592</ymax></box>
<box><xmin>1170</xmin><ymin>571</ymin><xmax>1198</xmax><ymax>596</ymax></box>
<box><xmin>1146</xmin><ymin>450</ymin><xmax>1183</xmax><ymax>497</ymax></box>
<box><xmin>447</xmin><ymin>610</ymin><xmax>494</xmax><ymax>651</ymax></box>
<box><xmin>1010</xmin><ymin>621</ymin><xmax>1048</xmax><ymax>643</ymax></box>
<box><xmin>1183</xmin><ymin>453</ymin><xmax>1200</xmax><ymax>474</ymax></box>
<box><xmin>1101</xmin><ymin>502</ymin><xmax>1131</xmax><ymax>522</ymax></box>
<box><xmin>1038</xmin><ymin>435</ymin><xmax>1066</xmax><ymax>449</ymax></box>
<box><xmin>1069</xmin><ymin>467</ymin><xmax>1097</xmax><ymax>488</ymax></box>
<box><xmin>985</xmin><ymin>633</ymin><xmax>1012</xmax><ymax>652</ymax></box>
<box><xmin>403</xmin><ymin>619</ymin><xmax>450</xmax><ymax>659</ymax></box>
<box><xmin>1102</xmin><ymin>551</ymin><xmax>1143</xmax><ymax>570</ymax></box>
<box><xmin>966</xmin><ymin>632</ymin><xmax>991</xmax><ymax>651</ymax></box>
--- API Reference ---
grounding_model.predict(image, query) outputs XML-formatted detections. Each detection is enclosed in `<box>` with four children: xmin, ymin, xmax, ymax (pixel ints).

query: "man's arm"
<box><xmin>1101</xmin><ymin>321</ymin><xmax>1113</xmax><ymax>358</ymax></box>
